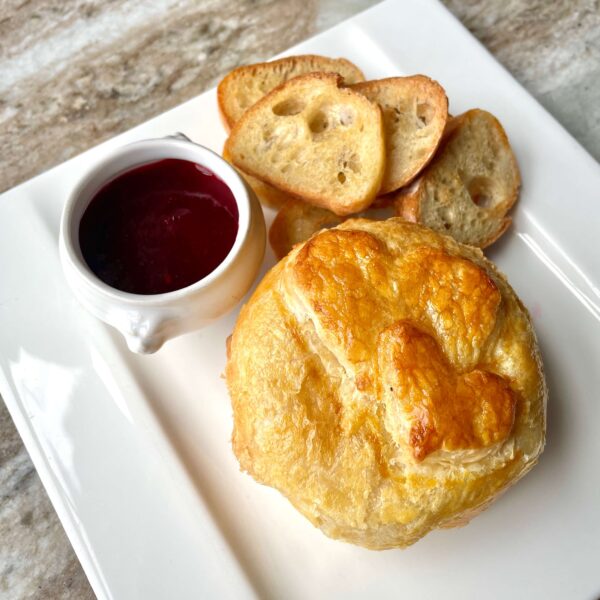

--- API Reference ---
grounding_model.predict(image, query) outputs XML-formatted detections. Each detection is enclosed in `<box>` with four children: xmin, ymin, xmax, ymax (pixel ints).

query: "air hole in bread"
<box><xmin>309</xmin><ymin>111</ymin><xmax>329</xmax><ymax>133</ymax></box>
<box><xmin>348</xmin><ymin>154</ymin><xmax>361</xmax><ymax>173</ymax></box>
<box><xmin>338</xmin><ymin>107</ymin><xmax>355</xmax><ymax>126</ymax></box>
<box><xmin>338</xmin><ymin>172</ymin><xmax>346</xmax><ymax>184</ymax></box>
<box><xmin>416</xmin><ymin>102</ymin><xmax>434</xmax><ymax>127</ymax></box>
<box><xmin>338</xmin><ymin>152</ymin><xmax>361</xmax><ymax>174</ymax></box>
<box><xmin>467</xmin><ymin>176</ymin><xmax>496</xmax><ymax>209</ymax></box>
<box><xmin>272</xmin><ymin>98</ymin><xmax>306</xmax><ymax>116</ymax></box>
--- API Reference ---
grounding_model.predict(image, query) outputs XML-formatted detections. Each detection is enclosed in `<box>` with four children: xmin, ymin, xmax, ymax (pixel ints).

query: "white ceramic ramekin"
<box><xmin>59</xmin><ymin>134</ymin><xmax>266</xmax><ymax>354</ymax></box>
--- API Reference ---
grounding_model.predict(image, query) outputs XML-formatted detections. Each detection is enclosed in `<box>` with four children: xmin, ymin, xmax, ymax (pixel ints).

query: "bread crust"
<box><xmin>218</xmin><ymin>55</ymin><xmax>365</xmax><ymax>130</ymax></box>
<box><xmin>226</xmin><ymin>219</ymin><xmax>546</xmax><ymax>549</ymax></box>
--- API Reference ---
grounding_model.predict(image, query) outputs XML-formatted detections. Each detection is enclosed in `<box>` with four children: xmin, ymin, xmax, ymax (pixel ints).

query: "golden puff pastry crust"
<box><xmin>226</xmin><ymin>219</ymin><xmax>546</xmax><ymax>549</ymax></box>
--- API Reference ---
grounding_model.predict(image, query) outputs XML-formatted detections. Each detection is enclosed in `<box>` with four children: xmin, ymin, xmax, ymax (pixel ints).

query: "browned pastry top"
<box><xmin>226</xmin><ymin>219</ymin><xmax>546</xmax><ymax>549</ymax></box>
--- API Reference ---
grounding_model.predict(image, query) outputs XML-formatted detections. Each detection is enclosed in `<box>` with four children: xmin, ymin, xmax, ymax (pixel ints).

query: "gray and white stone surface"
<box><xmin>0</xmin><ymin>0</ymin><xmax>598</xmax><ymax>597</ymax></box>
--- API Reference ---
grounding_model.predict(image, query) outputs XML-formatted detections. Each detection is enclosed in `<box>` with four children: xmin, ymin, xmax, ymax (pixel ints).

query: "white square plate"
<box><xmin>1</xmin><ymin>1</ymin><xmax>599</xmax><ymax>598</ymax></box>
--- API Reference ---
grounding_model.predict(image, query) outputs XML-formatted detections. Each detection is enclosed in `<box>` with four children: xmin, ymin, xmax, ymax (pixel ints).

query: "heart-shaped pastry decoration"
<box><xmin>378</xmin><ymin>321</ymin><xmax>515</xmax><ymax>461</ymax></box>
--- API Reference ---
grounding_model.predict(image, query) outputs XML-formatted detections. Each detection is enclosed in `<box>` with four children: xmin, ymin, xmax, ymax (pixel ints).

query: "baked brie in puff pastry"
<box><xmin>226</xmin><ymin>219</ymin><xmax>546</xmax><ymax>549</ymax></box>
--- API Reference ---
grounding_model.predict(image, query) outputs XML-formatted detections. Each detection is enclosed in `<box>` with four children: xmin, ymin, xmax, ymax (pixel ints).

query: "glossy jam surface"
<box><xmin>79</xmin><ymin>158</ymin><xmax>239</xmax><ymax>295</ymax></box>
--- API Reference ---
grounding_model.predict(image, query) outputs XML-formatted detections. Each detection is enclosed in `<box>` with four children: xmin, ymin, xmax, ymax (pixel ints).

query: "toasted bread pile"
<box><xmin>218</xmin><ymin>55</ymin><xmax>520</xmax><ymax>257</ymax></box>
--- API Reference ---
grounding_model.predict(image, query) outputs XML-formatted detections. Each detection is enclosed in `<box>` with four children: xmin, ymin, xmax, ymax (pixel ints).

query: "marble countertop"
<box><xmin>1</xmin><ymin>0</ymin><xmax>598</xmax><ymax>597</ymax></box>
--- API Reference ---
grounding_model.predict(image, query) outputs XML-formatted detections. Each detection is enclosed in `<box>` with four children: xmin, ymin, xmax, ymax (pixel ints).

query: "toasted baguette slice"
<box><xmin>218</xmin><ymin>55</ymin><xmax>365</xmax><ymax>130</ymax></box>
<box><xmin>395</xmin><ymin>109</ymin><xmax>521</xmax><ymax>248</ymax></box>
<box><xmin>269</xmin><ymin>200</ymin><xmax>344</xmax><ymax>259</ymax></box>
<box><xmin>222</xmin><ymin>143</ymin><xmax>291</xmax><ymax>209</ymax></box>
<box><xmin>225</xmin><ymin>73</ymin><xmax>385</xmax><ymax>216</ymax></box>
<box><xmin>352</xmin><ymin>76</ymin><xmax>448</xmax><ymax>194</ymax></box>
<box><xmin>269</xmin><ymin>197</ymin><xmax>396</xmax><ymax>259</ymax></box>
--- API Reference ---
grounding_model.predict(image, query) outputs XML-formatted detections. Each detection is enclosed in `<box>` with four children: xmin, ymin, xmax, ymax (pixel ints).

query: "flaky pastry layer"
<box><xmin>226</xmin><ymin>219</ymin><xmax>546</xmax><ymax>549</ymax></box>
